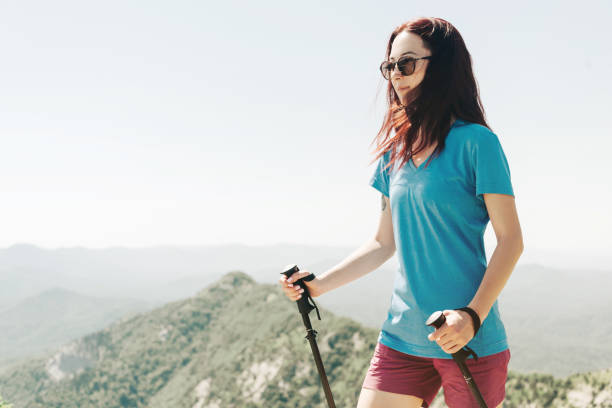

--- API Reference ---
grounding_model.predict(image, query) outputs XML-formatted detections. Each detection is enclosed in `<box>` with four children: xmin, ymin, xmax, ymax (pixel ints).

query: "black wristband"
<box><xmin>302</xmin><ymin>273</ymin><xmax>316</xmax><ymax>282</ymax></box>
<box><xmin>455</xmin><ymin>307</ymin><xmax>481</xmax><ymax>337</ymax></box>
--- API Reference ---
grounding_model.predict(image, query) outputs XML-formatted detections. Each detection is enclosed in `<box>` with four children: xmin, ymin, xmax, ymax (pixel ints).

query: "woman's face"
<box><xmin>388</xmin><ymin>31</ymin><xmax>431</xmax><ymax>104</ymax></box>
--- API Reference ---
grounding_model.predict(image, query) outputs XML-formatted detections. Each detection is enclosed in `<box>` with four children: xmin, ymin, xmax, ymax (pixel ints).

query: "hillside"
<box><xmin>0</xmin><ymin>271</ymin><xmax>379</xmax><ymax>407</ymax></box>
<box><xmin>0</xmin><ymin>271</ymin><xmax>611</xmax><ymax>407</ymax></box>
<box><xmin>2</xmin><ymin>244</ymin><xmax>611</xmax><ymax>376</ymax></box>
<box><xmin>0</xmin><ymin>288</ymin><xmax>152</xmax><ymax>369</ymax></box>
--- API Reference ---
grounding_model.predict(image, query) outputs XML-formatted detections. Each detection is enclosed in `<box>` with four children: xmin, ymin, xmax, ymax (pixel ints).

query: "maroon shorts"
<box><xmin>362</xmin><ymin>342</ymin><xmax>510</xmax><ymax>407</ymax></box>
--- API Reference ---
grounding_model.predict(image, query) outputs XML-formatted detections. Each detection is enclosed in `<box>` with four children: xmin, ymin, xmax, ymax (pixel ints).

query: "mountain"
<box><xmin>2</xmin><ymin>243</ymin><xmax>611</xmax><ymax>376</ymax></box>
<box><xmin>0</xmin><ymin>271</ymin><xmax>379</xmax><ymax>407</ymax></box>
<box><xmin>0</xmin><ymin>394</ymin><xmax>11</xmax><ymax>408</ymax></box>
<box><xmin>0</xmin><ymin>288</ymin><xmax>153</xmax><ymax>369</ymax></box>
<box><xmin>0</xmin><ymin>243</ymin><xmax>355</xmax><ymax>305</ymax></box>
<box><xmin>0</xmin><ymin>271</ymin><xmax>611</xmax><ymax>408</ymax></box>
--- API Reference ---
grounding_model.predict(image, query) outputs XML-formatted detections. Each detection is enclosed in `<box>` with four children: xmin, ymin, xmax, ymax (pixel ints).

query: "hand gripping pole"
<box><xmin>426</xmin><ymin>311</ymin><xmax>488</xmax><ymax>408</ymax></box>
<box><xmin>281</xmin><ymin>264</ymin><xmax>336</xmax><ymax>408</ymax></box>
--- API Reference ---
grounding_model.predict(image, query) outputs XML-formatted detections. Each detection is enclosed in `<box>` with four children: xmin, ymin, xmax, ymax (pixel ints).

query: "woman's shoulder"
<box><xmin>447</xmin><ymin>119</ymin><xmax>499</xmax><ymax>148</ymax></box>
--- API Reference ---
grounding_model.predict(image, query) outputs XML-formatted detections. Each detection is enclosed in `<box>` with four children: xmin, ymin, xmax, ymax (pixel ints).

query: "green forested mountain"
<box><xmin>3</xmin><ymin>244</ymin><xmax>610</xmax><ymax>377</ymax></box>
<box><xmin>0</xmin><ymin>288</ymin><xmax>152</xmax><ymax>369</ymax></box>
<box><xmin>0</xmin><ymin>394</ymin><xmax>12</xmax><ymax>408</ymax></box>
<box><xmin>0</xmin><ymin>271</ymin><xmax>610</xmax><ymax>408</ymax></box>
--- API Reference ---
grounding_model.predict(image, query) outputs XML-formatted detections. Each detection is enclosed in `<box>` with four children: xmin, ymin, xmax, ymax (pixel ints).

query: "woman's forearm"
<box><xmin>317</xmin><ymin>239</ymin><xmax>395</xmax><ymax>296</ymax></box>
<box><xmin>468</xmin><ymin>237</ymin><xmax>523</xmax><ymax>322</ymax></box>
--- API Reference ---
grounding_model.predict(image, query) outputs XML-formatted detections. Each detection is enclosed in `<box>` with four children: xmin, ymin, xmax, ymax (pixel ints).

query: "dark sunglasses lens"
<box><xmin>380</xmin><ymin>58</ymin><xmax>418</xmax><ymax>79</ymax></box>
<box><xmin>398</xmin><ymin>58</ymin><xmax>416</xmax><ymax>75</ymax></box>
<box><xmin>380</xmin><ymin>62</ymin><xmax>392</xmax><ymax>79</ymax></box>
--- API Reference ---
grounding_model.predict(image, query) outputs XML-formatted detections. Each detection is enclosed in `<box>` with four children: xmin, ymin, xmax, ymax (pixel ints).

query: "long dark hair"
<box><xmin>371</xmin><ymin>17</ymin><xmax>491</xmax><ymax>172</ymax></box>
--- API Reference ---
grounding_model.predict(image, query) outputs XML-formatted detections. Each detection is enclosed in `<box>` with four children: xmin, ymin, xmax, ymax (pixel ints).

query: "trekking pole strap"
<box><xmin>308</xmin><ymin>295</ymin><xmax>321</xmax><ymax>320</ymax></box>
<box><xmin>281</xmin><ymin>265</ymin><xmax>321</xmax><ymax>320</ymax></box>
<box><xmin>299</xmin><ymin>272</ymin><xmax>321</xmax><ymax>320</ymax></box>
<box><xmin>454</xmin><ymin>345</ymin><xmax>479</xmax><ymax>362</ymax></box>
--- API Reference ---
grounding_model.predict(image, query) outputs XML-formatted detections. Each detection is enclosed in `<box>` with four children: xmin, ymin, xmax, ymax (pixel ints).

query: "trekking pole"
<box><xmin>280</xmin><ymin>264</ymin><xmax>336</xmax><ymax>408</ymax></box>
<box><xmin>426</xmin><ymin>311</ymin><xmax>488</xmax><ymax>408</ymax></box>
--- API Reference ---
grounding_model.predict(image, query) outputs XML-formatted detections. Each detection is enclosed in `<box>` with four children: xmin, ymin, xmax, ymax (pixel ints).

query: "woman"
<box><xmin>279</xmin><ymin>17</ymin><xmax>523</xmax><ymax>408</ymax></box>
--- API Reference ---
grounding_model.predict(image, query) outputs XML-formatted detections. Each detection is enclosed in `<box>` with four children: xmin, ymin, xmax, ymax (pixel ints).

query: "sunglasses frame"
<box><xmin>380</xmin><ymin>55</ymin><xmax>432</xmax><ymax>80</ymax></box>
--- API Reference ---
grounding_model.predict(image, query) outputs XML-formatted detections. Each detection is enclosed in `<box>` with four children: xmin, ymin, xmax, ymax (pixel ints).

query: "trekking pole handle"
<box><xmin>426</xmin><ymin>311</ymin><xmax>479</xmax><ymax>362</ymax></box>
<box><xmin>425</xmin><ymin>313</ymin><xmax>486</xmax><ymax>407</ymax></box>
<box><xmin>426</xmin><ymin>310</ymin><xmax>446</xmax><ymax>329</ymax></box>
<box><xmin>281</xmin><ymin>264</ymin><xmax>319</xmax><ymax>318</ymax></box>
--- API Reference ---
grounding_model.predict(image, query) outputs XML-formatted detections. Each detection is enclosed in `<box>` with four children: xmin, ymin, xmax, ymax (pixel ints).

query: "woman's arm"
<box><xmin>317</xmin><ymin>194</ymin><xmax>396</xmax><ymax>296</ymax></box>
<box><xmin>468</xmin><ymin>193</ymin><xmax>524</xmax><ymax>321</ymax></box>
<box><xmin>280</xmin><ymin>194</ymin><xmax>395</xmax><ymax>300</ymax></box>
<box><xmin>317</xmin><ymin>238</ymin><xmax>394</xmax><ymax>296</ymax></box>
<box><xmin>281</xmin><ymin>194</ymin><xmax>395</xmax><ymax>299</ymax></box>
<box><xmin>282</xmin><ymin>237</ymin><xmax>394</xmax><ymax>300</ymax></box>
<box><xmin>428</xmin><ymin>193</ymin><xmax>523</xmax><ymax>354</ymax></box>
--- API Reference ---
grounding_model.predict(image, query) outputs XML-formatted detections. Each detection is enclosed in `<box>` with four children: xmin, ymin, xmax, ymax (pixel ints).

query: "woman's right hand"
<box><xmin>278</xmin><ymin>270</ymin><xmax>324</xmax><ymax>301</ymax></box>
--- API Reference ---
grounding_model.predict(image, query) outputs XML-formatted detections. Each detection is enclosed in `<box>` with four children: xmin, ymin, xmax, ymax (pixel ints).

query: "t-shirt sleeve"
<box><xmin>471</xmin><ymin>129</ymin><xmax>515</xmax><ymax>198</ymax></box>
<box><xmin>369</xmin><ymin>151</ymin><xmax>391</xmax><ymax>197</ymax></box>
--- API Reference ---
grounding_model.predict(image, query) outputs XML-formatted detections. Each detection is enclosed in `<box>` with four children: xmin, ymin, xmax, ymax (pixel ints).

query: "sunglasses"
<box><xmin>379</xmin><ymin>55</ymin><xmax>432</xmax><ymax>80</ymax></box>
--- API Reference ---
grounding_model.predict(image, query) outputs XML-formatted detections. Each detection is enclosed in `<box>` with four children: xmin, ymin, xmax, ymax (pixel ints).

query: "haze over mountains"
<box><xmin>0</xmin><ymin>288</ymin><xmax>152</xmax><ymax>368</ymax></box>
<box><xmin>1</xmin><ymin>243</ymin><xmax>611</xmax><ymax>377</ymax></box>
<box><xmin>1</xmin><ymin>272</ymin><xmax>611</xmax><ymax>408</ymax></box>
<box><xmin>0</xmin><ymin>243</ymin><xmax>353</xmax><ymax>308</ymax></box>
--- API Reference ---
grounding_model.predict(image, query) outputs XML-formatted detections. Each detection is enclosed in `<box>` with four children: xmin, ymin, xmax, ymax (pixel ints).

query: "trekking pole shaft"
<box><xmin>281</xmin><ymin>264</ymin><xmax>337</xmax><ymax>408</ymax></box>
<box><xmin>452</xmin><ymin>355</ymin><xmax>488</xmax><ymax>408</ymax></box>
<box><xmin>426</xmin><ymin>311</ymin><xmax>488</xmax><ymax>408</ymax></box>
<box><xmin>303</xmin><ymin>314</ymin><xmax>336</xmax><ymax>408</ymax></box>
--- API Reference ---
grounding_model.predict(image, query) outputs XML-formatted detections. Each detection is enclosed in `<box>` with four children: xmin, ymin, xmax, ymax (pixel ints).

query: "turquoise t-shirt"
<box><xmin>369</xmin><ymin>118</ymin><xmax>514</xmax><ymax>359</ymax></box>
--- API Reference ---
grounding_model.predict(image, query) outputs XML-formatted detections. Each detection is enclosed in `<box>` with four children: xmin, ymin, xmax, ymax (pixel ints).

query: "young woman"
<box><xmin>279</xmin><ymin>17</ymin><xmax>523</xmax><ymax>408</ymax></box>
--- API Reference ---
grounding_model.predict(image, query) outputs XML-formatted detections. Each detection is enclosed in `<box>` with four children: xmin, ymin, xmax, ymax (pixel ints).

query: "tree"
<box><xmin>0</xmin><ymin>394</ymin><xmax>13</xmax><ymax>408</ymax></box>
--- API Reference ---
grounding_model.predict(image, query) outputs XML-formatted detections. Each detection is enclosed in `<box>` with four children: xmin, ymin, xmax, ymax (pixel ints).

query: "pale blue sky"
<box><xmin>1</xmin><ymin>1</ymin><xmax>610</xmax><ymax>265</ymax></box>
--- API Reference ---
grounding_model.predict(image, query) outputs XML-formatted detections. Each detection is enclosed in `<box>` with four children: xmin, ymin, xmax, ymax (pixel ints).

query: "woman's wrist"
<box><xmin>306</xmin><ymin>276</ymin><xmax>326</xmax><ymax>298</ymax></box>
<box><xmin>466</xmin><ymin>302</ymin><xmax>488</xmax><ymax>323</ymax></box>
<box><xmin>298</xmin><ymin>272</ymin><xmax>317</xmax><ymax>297</ymax></box>
<box><xmin>455</xmin><ymin>306</ymin><xmax>481</xmax><ymax>336</ymax></box>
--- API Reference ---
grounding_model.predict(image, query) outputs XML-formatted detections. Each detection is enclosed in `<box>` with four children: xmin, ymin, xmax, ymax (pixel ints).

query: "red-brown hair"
<box><xmin>370</xmin><ymin>17</ymin><xmax>491</xmax><ymax>172</ymax></box>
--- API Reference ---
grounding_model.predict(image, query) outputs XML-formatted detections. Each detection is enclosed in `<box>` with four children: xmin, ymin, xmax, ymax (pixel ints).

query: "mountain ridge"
<box><xmin>1</xmin><ymin>271</ymin><xmax>611</xmax><ymax>407</ymax></box>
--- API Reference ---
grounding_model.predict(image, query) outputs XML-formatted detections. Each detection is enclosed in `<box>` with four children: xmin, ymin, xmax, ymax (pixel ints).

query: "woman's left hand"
<box><xmin>427</xmin><ymin>309</ymin><xmax>475</xmax><ymax>354</ymax></box>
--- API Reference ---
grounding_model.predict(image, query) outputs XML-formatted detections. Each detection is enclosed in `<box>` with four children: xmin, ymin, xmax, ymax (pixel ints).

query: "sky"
<box><xmin>1</xmin><ymin>0</ymin><xmax>610</xmax><ymax>268</ymax></box>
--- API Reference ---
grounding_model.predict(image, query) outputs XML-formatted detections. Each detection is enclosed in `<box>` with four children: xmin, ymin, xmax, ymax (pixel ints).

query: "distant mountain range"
<box><xmin>1</xmin><ymin>272</ymin><xmax>611</xmax><ymax>408</ymax></box>
<box><xmin>1</xmin><ymin>243</ymin><xmax>611</xmax><ymax>377</ymax></box>
<box><xmin>0</xmin><ymin>243</ymin><xmax>355</xmax><ymax>308</ymax></box>
<box><xmin>0</xmin><ymin>288</ymin><xmax>154</xmax><ymax>369</ymax></box>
